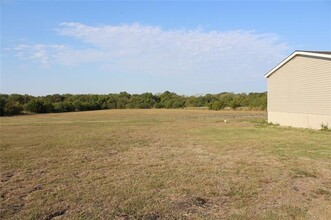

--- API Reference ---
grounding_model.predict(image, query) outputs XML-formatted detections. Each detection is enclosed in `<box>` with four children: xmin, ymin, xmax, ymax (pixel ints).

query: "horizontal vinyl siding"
<box><xmin>267</xmin><ymin>55</ymin><xmax>331</xmax><ymax>115</ymax></box>
<box><xmin>268</xmin><ymin>111</ymin><xmax>331</xmax><ymax>129</ymax></box>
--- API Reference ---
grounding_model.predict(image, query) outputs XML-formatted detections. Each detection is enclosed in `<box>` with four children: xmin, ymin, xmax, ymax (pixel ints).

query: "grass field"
<box><xmin>1</xmin><ymin>109</ymin><xmax>330</xmax><ymax>219</ymax></box>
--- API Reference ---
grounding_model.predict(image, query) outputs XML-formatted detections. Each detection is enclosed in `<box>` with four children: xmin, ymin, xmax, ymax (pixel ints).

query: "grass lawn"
<box><xmin>1</xmin><ymin>109</ymin><xmax>330</xmax><ymax>219</ymax></box>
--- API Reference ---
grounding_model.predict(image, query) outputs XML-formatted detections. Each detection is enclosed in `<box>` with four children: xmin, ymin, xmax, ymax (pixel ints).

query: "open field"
<box><xmin>1</xmin><ymin>109</ymin><xmax>330</xmax><ymax>219</ymax></box>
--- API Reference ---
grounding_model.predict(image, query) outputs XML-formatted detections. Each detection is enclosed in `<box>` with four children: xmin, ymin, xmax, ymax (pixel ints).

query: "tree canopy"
<box><xmin>0</xmin><ymin>91</ymin><xmax>267</xmax><ymax>116</ymax></box>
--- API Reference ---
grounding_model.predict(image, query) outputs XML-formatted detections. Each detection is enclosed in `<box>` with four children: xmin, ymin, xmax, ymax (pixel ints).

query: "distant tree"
<box><xmin>154</xmin><ymin>103</ymin><xmax>164</xmax><ymax>108</ymax></box>
<box><xmin>185</xmin><ymin>96</ymin><xmax>203</xmax><ymax>107</ymax></box>
<box><xmin>43</xmin><ymin>101</ymin><xmax>54</xmax><ymax>113</ymax></box>
<box><xmin>136</xmin><ymin>93</ymin><xmax>158</xmax><ymax>108</ymax></box>
<box><xmin>172</xmin><ymin>100</ymin><xmax>183</xmax><ymax>108</ymax></box>
<box><xmin>4</xmin><ymin>101</ymin><xmax>23</xmax><ymax>115</ymax></box>
<box><xmin>73</xmin><ymin>100</ymin><xmax>83</xmax><ymax>111</ymax></box>
<box><xmin>202</xmin><ymin>94</ymin><xmax>217</xmax><ymax>105</ymax></box>
<box><xmin>0</xmin><ymin>94</ymin><xmax>8</xmax><ymax>116</ymax></box>
<box><xmin>163</xmin><ymin>100</ymin><xmax>173</xmax><ymax>109</ymax></box>
<box><xmin>53</xmin><ymin>102</ymin><xmax>64</xmax><ymax>112</ymax></box>
<box><xmin>158</xmin><ymin>91</ymin><xmax>185</xmax><ymax>109</ymax></box>
<box><xmin>107</xmin><ymin>95</ymin><xmax>118</xmax><ymax>109</ymax></box>
<box><xmin>63</xmin><ymin>102</ymin><xmax>75</xmax><ymax>112</ymax></box>
<box><xmin>116</xmin><ymin>99</ymin><xmax>127</xmax><ymax>109</ymax></box>
<box><xmin>230</xmin><ymin>96</ymin><xmax>242</xmax><ymax>109</ymax></box>
<box><xmin>97</xmin><ymin>95</ymin><xmax>109</xmax><ymax>109</ymax></box>
<box><xmin>101</xmin><ymin>102</ymin><xmax>108</xmax><ymax>109</ymax></box>
<box><xmin>7</xmin><ymin>94</ymin><xmax>33</xmax><ymax>105</ymax></box>
<box><xmin>0</xmin><ymin>91</ymin><xmax>268</xmax><ymax>116</ymax></box>
<box><xmin>260</xmin><ymin>93</ymin><xmax>267</xmax><ymax>110</ymax></box>
<box><xmin>45</xmin><ymin>94</ymin><xmax>64</xmax><ymax>103</ymax></box>
<box><xmin>210</xmin><ymin>100</ymin><xmax>226</xmax><ymax>110</ymax></box>
<box><xmin>117</xmin><ymin>92</ymin><xmax>131</xmax><ymax>109</ymax></box>
<box><xmin>25</xmin><ymin>99</ymin><xmax>47</xmax><ymax>113</ymax></box>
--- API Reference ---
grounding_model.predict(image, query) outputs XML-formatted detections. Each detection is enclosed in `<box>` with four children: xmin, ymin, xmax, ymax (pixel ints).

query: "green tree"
<box><xmin>73</xmin><ymin>100</ymin><xmax>83</xmax><ymax>111</ymax></box>
<box><xmin>0</xmin><ymin>94</ymin><xmax>8</xmax><ymax>116</ymax></box>
<box><xmin>107</xmin><ymin>95</ymin><xmax>118</xmax><ymax>109</ymax></box>
<box><xmin>210</xmin><ymin>100</ymin><xmax>226</xmax><ymax>110</ymax></box>
<box><xmin>25</xmin><ymin>99</ymin><xmax>47</xmax><ymax>113</ymax></box>
<box><xmin>4</xmin><ymin>101</ymin><xmax>23</xmax><ymax>115</ymax></box>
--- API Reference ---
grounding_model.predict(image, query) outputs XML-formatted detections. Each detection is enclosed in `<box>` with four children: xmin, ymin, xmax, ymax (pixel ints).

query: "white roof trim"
<box><xmin>264</xmin><ymin>51</ymin><xmax>331</xmax><ymax>78</ymax></box>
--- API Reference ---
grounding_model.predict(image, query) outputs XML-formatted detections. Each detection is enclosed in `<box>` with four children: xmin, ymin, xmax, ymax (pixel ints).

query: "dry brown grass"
<box><xmin>0</xmin><ymin>109</ymin><xmax>330</xmax><ymax>219</ymax></box>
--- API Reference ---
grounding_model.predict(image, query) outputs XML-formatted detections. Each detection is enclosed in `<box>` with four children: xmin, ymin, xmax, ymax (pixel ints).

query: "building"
<box><xmin>265</xmin><ymin>51</ymin><xmax>331</xmax><ymax>129</ymax></box>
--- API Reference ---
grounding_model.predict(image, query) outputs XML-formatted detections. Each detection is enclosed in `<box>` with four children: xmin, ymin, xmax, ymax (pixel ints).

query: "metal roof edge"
<box><xmin>264</xmin><ymin>51</ymin><xmax>331</xmax><ymax>78</ymax></box>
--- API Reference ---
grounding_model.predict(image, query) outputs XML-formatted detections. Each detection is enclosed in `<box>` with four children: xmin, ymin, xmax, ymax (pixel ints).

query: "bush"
<box><xmin>321</xmin><ymin>123</ymin><xmax>329</xmax><ymax>131</ymax></box>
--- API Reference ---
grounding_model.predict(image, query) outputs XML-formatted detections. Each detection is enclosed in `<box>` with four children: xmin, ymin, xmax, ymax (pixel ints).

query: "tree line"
<box><xmin>0</xmin><ymin>91</ymin><xmax>267</xmax><ymax>116</ymax></box>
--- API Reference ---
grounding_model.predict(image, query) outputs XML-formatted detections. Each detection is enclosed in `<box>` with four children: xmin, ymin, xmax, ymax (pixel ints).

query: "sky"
<box><xmin>1</xmin><ymin>1</ymin><xmax>331</xmax><ymax>96</ymax></box>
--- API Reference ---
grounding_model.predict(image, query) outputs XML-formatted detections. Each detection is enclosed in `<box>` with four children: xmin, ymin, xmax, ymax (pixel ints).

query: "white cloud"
<box><xmin>13</xmin><ymin>44</ymin><xmax>68</xmax><ymax>66</ymax></box>
<box><xmin>12</xmin><ymin>22</ymin><xmax>289</xmax><ymax>90</ymax></box>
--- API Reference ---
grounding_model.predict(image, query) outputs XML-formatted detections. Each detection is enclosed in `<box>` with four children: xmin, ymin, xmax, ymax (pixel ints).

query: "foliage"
<box><xmin>0</xmin><ymin>91</ymin><xmax>267</xmax><ymax>116</ymax></box>
<box><xmin>25</xmin><ymin>99</ymin><xmax>52</xmax><ymax>113</ymax></box>
<box><xmin>4</xmin><ymin>100</ymin><xmax>23</xmax><ymax>115</ymax></box>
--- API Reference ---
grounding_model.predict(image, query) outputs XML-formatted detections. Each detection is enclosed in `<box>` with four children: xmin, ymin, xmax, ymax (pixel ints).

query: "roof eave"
<box><xmin>264</xmin><ymin>51</ymin><xmax>331</xmax><ymax>78</ymax></box>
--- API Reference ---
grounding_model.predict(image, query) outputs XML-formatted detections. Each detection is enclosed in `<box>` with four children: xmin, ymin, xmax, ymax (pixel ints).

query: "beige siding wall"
<box><xmin>268</xmin><ymin>111</ymin><xmax>331</xmax><ymax>129</ymax></box>
<box><xmin>267</xmin><ymin>55</ymin><xmax>331</xmax><ymax>129</ymax></box>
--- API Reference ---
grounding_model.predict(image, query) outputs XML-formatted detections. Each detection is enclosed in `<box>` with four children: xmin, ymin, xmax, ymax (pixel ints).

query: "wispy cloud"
<box><xmin>12</xmin><ymin>22</ymin><xmax>289</xmax><ymax>89</ymax></box>
<box><xmin>13</xmin><ymin>44</ymin><xmax>68</xmax><ymax>66</ymax></box>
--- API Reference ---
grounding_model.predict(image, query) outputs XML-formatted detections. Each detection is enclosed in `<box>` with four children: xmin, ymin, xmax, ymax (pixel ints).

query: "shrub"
<box><xmin>321</xmin><ymin>123</ymin><xmax>329</xmax><ymax>131</ymax></box>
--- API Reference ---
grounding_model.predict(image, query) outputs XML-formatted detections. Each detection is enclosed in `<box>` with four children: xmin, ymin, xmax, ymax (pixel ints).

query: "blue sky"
<box><xmin>1</xmin><ymin>1</ymin><xmax>331</xmax><ymax>95</ymax></box>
